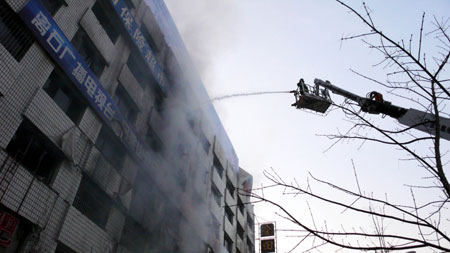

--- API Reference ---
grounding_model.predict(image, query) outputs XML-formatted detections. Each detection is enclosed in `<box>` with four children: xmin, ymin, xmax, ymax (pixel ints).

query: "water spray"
<box><xmin>211</xmin><ymin>91</ymin><xmax>291</xmax><ymax>102</ymax></box>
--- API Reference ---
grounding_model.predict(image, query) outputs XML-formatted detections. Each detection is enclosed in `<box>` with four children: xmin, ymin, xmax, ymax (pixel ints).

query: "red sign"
<box><xmin>0</xmin><ymin>211</ymin><xmax>19</xmax><ymax>247</ymax></box>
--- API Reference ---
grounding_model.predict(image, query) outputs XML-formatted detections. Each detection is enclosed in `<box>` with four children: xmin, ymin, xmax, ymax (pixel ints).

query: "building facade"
<box><xmin>0</xmin><ymin>0</ymin><xmax>255</xmax><ymax>252</ymax></box>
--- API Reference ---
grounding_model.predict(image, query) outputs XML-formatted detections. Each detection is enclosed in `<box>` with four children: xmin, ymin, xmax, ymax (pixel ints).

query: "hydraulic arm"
<box><xmin>291</xmin><ymin>78</ymin><xmax>450</xmax><ymax>141</ymax></box>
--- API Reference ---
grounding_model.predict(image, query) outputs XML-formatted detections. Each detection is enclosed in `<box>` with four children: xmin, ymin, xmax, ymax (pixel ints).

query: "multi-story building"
<box><xmin>0</xmin><ymin>0</ymin><xmax>255</xmax><ymax>252</ymax></box>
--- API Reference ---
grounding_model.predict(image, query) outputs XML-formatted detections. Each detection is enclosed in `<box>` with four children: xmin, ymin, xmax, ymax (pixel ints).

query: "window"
<box><xmin>127</xmin><ymin>48</ymin><xmax>157</xmax><ymax>90</ymax></box>
<box><xmin>6</xmin><ymin>119</ymin><xmax>63</xmax><ymax>184</ymax></box>
<box><xmin>213</xmin><ymin>154</ymin><xmax>224</xmax><ymax>178</ymax></box>
<box><xmin>211</xmin><ymin>183</ymin><xmax>221</xmax><ymax>206</ymax></box>
<box><xmin>96</xmin><ymin>127</ymin><xmax>126</xmax><ymax>169</ymax></box>
<box><xmin>114</xmin><ymin>84</ymin><xmax>138</xmax><ymax>123</ymax></box>
<box><xmin>140</xmin><ymin>25</ymin><xmax>159</xmax><ymax>53</ymax></box>
<box><xmin>224</xmin><ymin>232</ymin><xmax>233</xmax><ymax>253</ymax></box>
<box><xmin>123</xmin><ymin>0</ymin><xmax>135</xmax><ymax>10</ymax></box>
<box><xmin>73</xmin><ymin>175</ymin><xmax>112</xmax><ymax>229</ymax></box>
<box><xmin>71</xmin><ymin>28</ymin><xmax>106</xmax><ymax>78</ymax></box>
<box><xmin>237</xmin><ymin>197</ymin><xmax>244</xmax><ymax>214</ymax></box>
<box><xmin>237</xmin><ymin>222</ymin><xmax>244</xmax><ymax>239</ymax></box>
<box><xmin>226</xmin><ymin>177</ymin><xmax>235</xmax><ymax>198</ymax></box>
<box><xmin>145</xmin><ymin>126</ymin><xmax>164</xmax><ymax>152</ymax></box>
<box><xmin>43</xmin><ymin>67</ymin><xmax>87</xmax><ymax>124</ymax></box>
<box><xmin>246</xmin><ymin>237</ymin><xmax>254</xmax><ymax>253</ymax></box>
<box><xmin>55</xmin><ymin>243</ymin><xmax>77</xmax><ymax>253</ymax></box>
<box><xmin>199</xmin><ymin>129</ymin><xmax>210</xmax><ymax>154</ymax></box>
<box><xmin>121</xmin><ymin>217</ymin><xmax>151</xmax><ymax>252</ymax></box>
<box><xmin>41</xmin><ymin>0</ymin><xmax>64</xmax><ymax>16</ymax></box>
<box><xmin>225</xmin><ymin>205</ymin><xmax>234</xmax><ymax>225</ymax></box>
<box><xmin>92</xmin><ymin>0</ymin><xmax>121</xmax><ymax>43</ymax></box>
<box><xmin>186</xmin><ymin>111</ymin><xmax>197</xmax><ymax>130</ymax></box>
<box><xmin>153</xmin><ymin>87</ymin><xmax>165</xmax><ymax>113</ymax></box>
<box><xmin>247</xmin><ymin>214</ymin><xmax>254</xmax><ymax>230</ymax></box>
<box><xmin>0</xmin><ymin>1</ymin><xmax>34</xmax><ymax>61</ymax></box>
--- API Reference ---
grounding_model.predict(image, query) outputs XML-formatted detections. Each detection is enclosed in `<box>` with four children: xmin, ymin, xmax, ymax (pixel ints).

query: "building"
<box><xmin>0</xmin><ymin>0</ymin><xmax>255</xmax><ymax>252</ymax></box>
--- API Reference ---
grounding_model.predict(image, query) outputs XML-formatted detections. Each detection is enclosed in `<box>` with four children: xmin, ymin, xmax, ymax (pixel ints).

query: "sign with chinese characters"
<box><xmin>261</xmin><ymin>239</ymin><xmax>275</xmax><ymax>253</ymax></box>
<box><xmin>108</xmin><ymin>0</ymin><xmax>168</xmax><ymax>94</ymax></box>
<box><xmin>19</xmin><ymin>0</ymin><xmax>144</xmax><ymax>161</ymax></box>
<box><xmin>261</xmin><ymin>223</ymin><xmax>275</xmax><ymax>237</ymax></box>
<box><xmin>0</xmin><ymin>211</ymin><xmax>19</xmax><ymax>247</ymax></box>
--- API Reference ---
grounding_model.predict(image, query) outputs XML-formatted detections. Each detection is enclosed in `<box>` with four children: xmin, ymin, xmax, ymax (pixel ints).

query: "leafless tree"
<box><xmin>243</xmin><ymin>1</ymin><xmax>450</xmax><ymax>252</ymax></box>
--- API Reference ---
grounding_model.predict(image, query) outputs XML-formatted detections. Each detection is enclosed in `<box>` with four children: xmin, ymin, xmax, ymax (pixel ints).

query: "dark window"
<box><xmin>140</xmin><ymin>25</ymin><xmax>159</xmax><ymax>53</ymax></box>
<box><xmin>43</xmin><ymin>67</ymin><xmax>87</xmax><ymax>124</ymax></box>
<box><xmin>225</xmin><ymin>205</ymin><xmax>234</xmax><ymax>225</ymax></box>
<box><xmin>237</xmin><ymin>197</ymin><xmax>244</xmax><ymax>214</ymax></box>
<box><xmin>186</xmin><ymin>111</ymin><xmax>197</xmax><ymax>130</ymax></box>
<box><xmin>127</xmin><ymin>47</ymin><xmax>157</xmax><ymax>90</ymax></box>
<box><xmin>247</xmin><ymin>237</ymin><xmax>254</xmax><ymax>253</ymax></box>
<box><xmin>153</xmin><ymin>87</ymin><xmax>165</xmax><ymax>113</ymax></box>
<box><xmin>237</xmin><ymin>222</ymin><xmax>244</xmax><ymax>239</ymax></box>
<box><xmin>213</xmin><ymin>154</ymin><xmax>224</xmax><ymax>178</ymax></box>
<box><xmin>73</xmin><ymin>175</ymin><xmax>112</xmax><ymax>229</ymax></box>
<box><xmin>6</xmin><ymin>119</ymin><xmax>63</xmax><ymax>184</ymax></box>
<box><xmin>71</xmin><ymin>28</ymin><xmax>106</xmax><ymax>78</ymax></box>
<box><xmin>226</xmin><ymin>177</ymin><xmax>235</xmax><ymax>198</ymax></box>
<box><xmin>92</xmin><ymin>0</ymin><xmax>121</xmax><ymax>43</ymax></box>
<box><xmin>247</xmin><ymin>214</ymin><xmax>254</xmax><ymax>230</ymax></box>
<box><xmin>114</xmin><ymin>84</ymin><xmax>138</xmax><ymax>124</ymax></box>
<box><xmin>145</xmin><ymin>126</ymin><xmax>164</xmax><ymax>152</ymax></box>
<box><xmin>41</xmin><ymin>0</ymin><xmax>64</xmax><ymax>16</ymax></box>
<box><xmin>55</xmin><ymin>242</ymin><xmax>77</xmax><ymax>253</ymax></box>
<box><xmin>211</xmin><ymin>183</ymin><xmax>221</xmax><ymax>206</ymax></box>
<box><xmin>199</xmin><ymin>130</ymin><xmax>210</xmax><ymax>154</ymax></box>
<box><xmin>224</xmin><ymin>232</ymin><xmax>233</xmax><ymax>253</ymax></box>
<box><xmin>121</xmin><ymin>217</ymin><xmax>151</xmax><ymax>252</ymax></box>
<box><xmin>96</xmin><ymin>127</ymin><xmax>126</xmax><ymax>169</ymax></box>
<box><xmin>0</xmin><ymin>1</ymin><xmax>34</xmax><ymax>61</ymax></box>
<box><xmin>123</xmin><ymin>0</ymin><xmax>135</xmax><ymax>10</ymax></box>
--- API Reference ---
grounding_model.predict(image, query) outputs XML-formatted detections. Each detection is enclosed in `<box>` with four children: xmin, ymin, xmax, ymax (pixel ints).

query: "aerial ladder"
<box><xmin>290</xmin><ymin>78</ymin><xmax>450</xmax><ymax>141</ymax></box>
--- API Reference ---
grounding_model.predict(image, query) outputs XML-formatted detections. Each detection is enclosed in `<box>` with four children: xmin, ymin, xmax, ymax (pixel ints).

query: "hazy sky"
<box><xmin>163</xmin><ymin>1</ymin><xmax>450</xmax><ymax>251</ymax></box>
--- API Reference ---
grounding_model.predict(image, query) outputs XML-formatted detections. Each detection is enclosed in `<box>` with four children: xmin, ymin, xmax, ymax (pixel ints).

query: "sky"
<box><xmin>162</xmin><ymin>1</ymin><xmax>450</xmax><ymax>252</ymax></box>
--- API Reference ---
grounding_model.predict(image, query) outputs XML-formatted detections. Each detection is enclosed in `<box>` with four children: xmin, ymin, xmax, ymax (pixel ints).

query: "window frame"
<box><xmin>225</xmin><ymin>205</ymin><xmax>234</xmax><ymax>225</ymax></box>
<box><xmin>40</xmin><ymin>0</ymin><xmax>66</xmax><ymax>16</ymax></box>
<box><xmin>5</xmin><ymin>119</ymin><xmax>64</xmax><ymax>185</ymax></box>
<box><xmin>95</xmin><ymin>126</ymin><xmax>127</xmax><ymax>170</ymax></box>
<box><xmin>73</xmin><ymin>175</ymin><xmax>113</xmax><ymax>229</ymax></box>
<box><xmin>226</xmin><ymin>177</ymin><xmax>235</xmax><ymax>198</ymax></box>
<box><xmin>0</xmin><ymin>1</ymin><xmax>34</xmax><ymax>61</ymax></box>
<box><xmin>114</xmin><ymin>84</ymin><xmax>139</xmax><ymax>124</ymax></box>
<box><xmin>224</xmin><ymin>232</ymin><xmax>233</xmax><ymax>253</ymax></box>
<box><xmin>213</xmin><ymin>154</ymin><xmax>224</xmax><ymax>178</ymax></box>
<box><xmin>91</xmin><ymin>0</ymin><xmax>121</xmax><ymax>43</ymax></box>
<box><xmin>71</xmin><ymin>28</ymin><xmax>107</xmax><ymax>79</ymax></box>
<box><xmin>211</xmin><ymin>183</ymin><xmax>222</xmax><ymax>206</ymax></box>
<box><xmin>43</xmin><ymin>67</ymin><xmax>88</xmax><ymax>124</ymax></box>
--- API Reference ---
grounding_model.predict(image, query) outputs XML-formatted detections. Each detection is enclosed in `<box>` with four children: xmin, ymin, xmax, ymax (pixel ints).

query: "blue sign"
<box><xmin>19</xmin><ymin>0</ymin><xmax>144</xmax><ymax>161</ymax></box>
<box><xmin>108</xmin><ymin>0</ymin><xmax>168</xmax><ymax>94</ymax></box>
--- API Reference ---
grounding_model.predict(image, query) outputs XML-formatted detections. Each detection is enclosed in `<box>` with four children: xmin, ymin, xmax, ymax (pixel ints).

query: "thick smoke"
<box><xmin>163</xmin><ymin>0</ymin><xmax>241</xmax><ymax>84</ymax></box>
